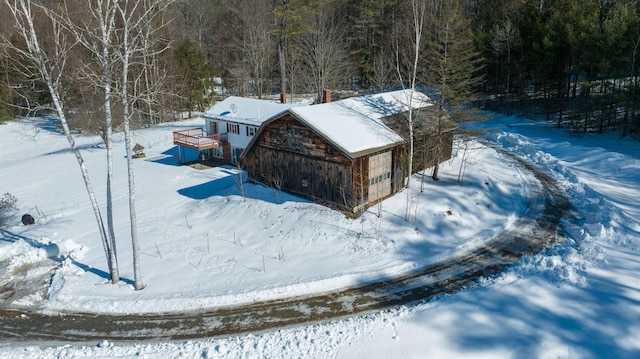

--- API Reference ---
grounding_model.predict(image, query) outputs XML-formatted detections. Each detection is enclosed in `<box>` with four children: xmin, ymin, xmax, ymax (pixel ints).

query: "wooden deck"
<box><xmin>173</xmin><ymin>128</ymin><xmax>221</xmax><ymax>150</ymax></box>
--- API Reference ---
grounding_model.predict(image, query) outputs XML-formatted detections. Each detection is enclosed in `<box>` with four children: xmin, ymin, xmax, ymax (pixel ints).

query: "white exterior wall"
<box><xmin>205</xmin><ymin>118</ymin><xmax>258</xmax><ymax>148</ymax></box>
<box><xmin>205</xmin><ymin>117</ymin><xmax>259</xmax><ymax>163</ymax></box>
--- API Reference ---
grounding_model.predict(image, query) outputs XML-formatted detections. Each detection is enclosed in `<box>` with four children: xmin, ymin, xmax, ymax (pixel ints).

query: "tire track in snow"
<box><xmin>0</xmin><ymin>150</ymin><xmax>571</xmax><ymax>344</ymax></box>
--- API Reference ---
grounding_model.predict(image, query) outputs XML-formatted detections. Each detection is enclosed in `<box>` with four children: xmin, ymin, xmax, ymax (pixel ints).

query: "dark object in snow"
<box><xmin>133</xmin><ymin>143</ymin><xmax>145</xmax><ymax>158</ymax></box>
<box><xmin>21</xmin><ymin>213</ymin><xmax>35</xmax><ymax>225</ymax></box>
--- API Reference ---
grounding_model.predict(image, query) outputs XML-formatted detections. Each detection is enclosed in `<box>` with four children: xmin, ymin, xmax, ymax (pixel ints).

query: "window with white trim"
<box><xmin>227</xmin><ymin>123</ymin><xmax>240</xmax><ymax>134</ymax></box>
<box><xmin>246</xmin><ymin>126</ymin><xmax>257</xmax><ymax>136</ymax></box>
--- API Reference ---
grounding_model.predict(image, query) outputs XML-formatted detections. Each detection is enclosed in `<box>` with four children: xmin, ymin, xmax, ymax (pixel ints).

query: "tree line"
<box><xmin>1</xmin><ymin>0</ymin><xmax>637</xmax><ymax>288</ymax></box>
<box><xmin>2</xmin><ymin>0</ymin><xmax>639</xmax><ymax>136</ymax></box>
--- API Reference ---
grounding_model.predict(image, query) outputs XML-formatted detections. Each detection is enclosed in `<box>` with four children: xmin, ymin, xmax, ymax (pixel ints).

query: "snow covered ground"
<box><xmin>1</xmin><ymin>113</ymin><xmax>639</xmax><ymax>358</ymax></box>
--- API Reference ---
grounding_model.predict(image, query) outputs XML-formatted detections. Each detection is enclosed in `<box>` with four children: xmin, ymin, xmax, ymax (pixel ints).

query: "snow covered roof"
<box><xmin>339</xmin><ymin>89</ymin><xmax>434</xmax><ymax>121</ymax></box>
<box><xmin>288</xmin><ymin>89</ymin><xmax>433</xmax><ymax>159</ymax></box>
<box><xmin>203</xmin><ymin>96</ymin><xmax>292</xmax><ymax>126</ymax></box>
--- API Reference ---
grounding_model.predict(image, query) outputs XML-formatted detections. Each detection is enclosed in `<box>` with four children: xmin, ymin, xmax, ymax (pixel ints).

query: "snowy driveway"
<box><xmin>0</xmin><ymin>151</ymin><xmax>571</xmax><ymax>344</ymax></box>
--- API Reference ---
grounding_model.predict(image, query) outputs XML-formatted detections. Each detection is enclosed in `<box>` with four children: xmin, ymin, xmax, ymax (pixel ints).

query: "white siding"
<box><xmin>205</xmin><ymin>118</ymin><xmax>255</xmax><ymax>149</ymax></box>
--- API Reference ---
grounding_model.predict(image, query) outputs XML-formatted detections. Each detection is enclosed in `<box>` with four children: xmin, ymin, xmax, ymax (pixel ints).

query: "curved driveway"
<box><xmin>0</xmin><ymin>151</ymin><xmax>572</xmax><ymax>344</ymax></box>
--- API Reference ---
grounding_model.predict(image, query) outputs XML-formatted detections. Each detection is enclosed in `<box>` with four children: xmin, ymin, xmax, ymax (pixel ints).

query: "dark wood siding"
<box><xmin>245</xmin><ymin>146</ymin><xmax>357</xmax><ymax>209</ymax></box>
<box><xmin>391</xmin><ymin>146</ymin><xmax>406</xmax><ymax>194</ymax></box>
<box><xmin>381</xmin><ymin>109</ymin><xmax>455</xmax><ymax>173</ymax></box>
<box><xmin>243</xmin><ymin>114</ymin><xmax>410</xmax><ymax>214</ymax></box>
<box><xmin>254</xmin><ymin>115</ymin><xmax>347</xmax><ymax>162</ymax></box>
<box><xmin>244</xmin><ymin>115</ymin><xmax>357</xmax><ymax>210</ymax></box>
<box><xmin>413</xmin><ymin>130</ymin><xmax>454</xmax><ymax>172</ymax></box>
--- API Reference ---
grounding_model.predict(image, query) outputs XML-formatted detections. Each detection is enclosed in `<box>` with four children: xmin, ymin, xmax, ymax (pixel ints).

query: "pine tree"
<box><xmin>174</xmin><ymin>39</ymin><xmax>210</xmax><ymax>116</ymax></box>
<box><xmin>424</xmin><ymin>0</ymin><xmax>484</xmax><ymax>180</ymax></box>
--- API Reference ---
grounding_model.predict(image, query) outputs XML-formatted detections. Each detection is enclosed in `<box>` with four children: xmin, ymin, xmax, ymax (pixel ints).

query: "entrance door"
<box><xmin>212</xmin><ymin>146</ymin><xmax>223</xmax><ymax>159</ymax></box>
<box><xmin>368</xmin><ymin>151</ymin><xmax>392</xmax><ymax>202</ymax></box>
<box><xmin>231</xmin><ymin>147</ymin><xmax>243</xmax><ymax>165</ymax></box>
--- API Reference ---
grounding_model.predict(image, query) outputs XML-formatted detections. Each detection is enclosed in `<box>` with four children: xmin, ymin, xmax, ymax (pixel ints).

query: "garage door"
<box><xmin>368</xmin><ymin>151</ymin><xmax>392</xmax><ymax>202</ymax></box>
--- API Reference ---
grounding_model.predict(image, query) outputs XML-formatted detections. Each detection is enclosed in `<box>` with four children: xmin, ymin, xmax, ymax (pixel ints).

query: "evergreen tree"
<box><xmin>343</xmin><ymin>0</ymin><xmax>398</xmax><ymax>89</ymax></box>
<box><xmin>174</xmin><ymin>39</ymin><xmax>210</xmax><ymax>116</ymax></box>
<box><xmin>425</xmin><ymin>0</ymin><xmax>484</xmax><ymax>180</ymax></box>
<box><xmin>0</xmin><ymin>84</ymin><xmax>14</xmax><ymax>123</ymax></box>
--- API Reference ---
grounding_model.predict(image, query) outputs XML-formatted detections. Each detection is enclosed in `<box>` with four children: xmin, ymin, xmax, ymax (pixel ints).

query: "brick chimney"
<box><xmin>322</xmin><ymin>90</ymin><xmax>331</xmax><ymax>103</ymax></box>
<box><xmin>280</xmin><ymin>93</ymin><xmax>287</xmax><ymax>104</ymax></box>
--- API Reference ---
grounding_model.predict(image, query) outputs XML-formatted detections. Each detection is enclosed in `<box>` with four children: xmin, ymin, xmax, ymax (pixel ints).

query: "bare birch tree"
<box><xmin>116</xmin><ymin>0</ymin><xmax>142</xmax><ymax>290</ymax></box>
<box><xmin>62</xmin><ymin>0</ymin><xmax>121</xmax><ymax>283</ymax></box>
<box><xmin>3</xmin><ymin>0</ymin><xmax>119</xmax><ymax>282</ymax></box>
<box><xmin>393</xmin><ymin>0</ymin><xmax>427</xmax><ymax>221</ymax></box>
<box><xmin>114</xmin><ymin>0</ymin><xmax>175</xmax><ymax>290</ymax></box>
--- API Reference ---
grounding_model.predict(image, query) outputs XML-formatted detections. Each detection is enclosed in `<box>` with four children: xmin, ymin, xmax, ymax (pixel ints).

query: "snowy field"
<box><xmin>1</xmin><ymin>113</ymin><xmax>639</xmax><ymax>358</ymax></box>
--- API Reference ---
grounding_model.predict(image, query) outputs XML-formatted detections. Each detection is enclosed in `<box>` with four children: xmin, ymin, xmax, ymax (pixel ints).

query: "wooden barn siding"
<box><xmin>351</xmin><ymin>156</ymin><xmax>368</xmax><ymax>211</ymax></box>
<box><xmin>381</xmin><ymin>111</ymin><xmax>455</xmax><ymax>173</ymax></box>
<box><xmin>392</xmin><ymin>147</ymin><xmax>406</xmax><ymax>193</ymax></box>
<box><xmin>244</xmin><ymin>115</ymin><xmax>358</xmax><ymax>209</ymax></box>
<box><xmin>413</xmin><ymin>131</ymin><xmax>454</xmax><ymax>172</ymax></box>
<box><xmin>244</xmin><ymin>114</ymin><xmax>410</xmax><ymax>212</ymax></box>
<box><xmin>245</xmin><ymin>146</ymin><xmax>357</xmax><ymax>209</ymax></box>
<box><xmin>256</xmin><ymin>115</ymin><xmax>348</xmax><ymax>162</ymax></box>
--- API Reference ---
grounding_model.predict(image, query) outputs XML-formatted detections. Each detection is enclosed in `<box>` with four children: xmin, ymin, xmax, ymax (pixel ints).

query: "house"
<box><xmin>173</xmin><ymin>96</ymin><xmax>292</xmax><ymax>165</ymax></box>
<box><xmin>242</xmin><ymin>89</ymin><xmax>453</xmax><ymax>214</ymax></box>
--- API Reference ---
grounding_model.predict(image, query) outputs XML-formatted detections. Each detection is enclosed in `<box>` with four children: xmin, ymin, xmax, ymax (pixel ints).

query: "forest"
<box><xmin>1</xmin><ymin>0</ymin><xmax>639</xmax><ymax>138</ymax></box>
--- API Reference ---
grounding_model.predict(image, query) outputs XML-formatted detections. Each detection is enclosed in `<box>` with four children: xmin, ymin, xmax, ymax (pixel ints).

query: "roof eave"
<box><xmin>347</xmin><ymin>141</ymin><xmax>405</xmax><ymax>159</ymax></box>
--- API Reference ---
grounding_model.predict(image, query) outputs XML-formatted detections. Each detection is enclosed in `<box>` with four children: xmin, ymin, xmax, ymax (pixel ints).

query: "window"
<box><xmin>369</xmin><ymin>172</ymin><xmax>391</xmax><ymax>186</ymax></box>
<box><xmin>227</xmin><ymin>123</ymin><xmax>240</xmax><ymax>134</ymax></box>
<box><xmin>246</xmin><ymin>126</ymin><xmax>257</xmax><ymax>137</ymax></box>
<box><xmin>209</xmin><ymin>121</ymin><xmax>218</xmax><ymax>135</ymax></box>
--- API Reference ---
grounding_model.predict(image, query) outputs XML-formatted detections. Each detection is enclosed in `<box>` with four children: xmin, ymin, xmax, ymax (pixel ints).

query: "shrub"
<box><xmin>0</xmin><ymin>192</ymin><xmax>19</xmax><ymax>225</ymax></box>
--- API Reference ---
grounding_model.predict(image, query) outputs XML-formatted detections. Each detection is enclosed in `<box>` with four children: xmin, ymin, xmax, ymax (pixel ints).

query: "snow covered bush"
<box><xmin>0</xmin><ymin>192</ymin><xmax>18</xmax><ymax>225</ymax></box>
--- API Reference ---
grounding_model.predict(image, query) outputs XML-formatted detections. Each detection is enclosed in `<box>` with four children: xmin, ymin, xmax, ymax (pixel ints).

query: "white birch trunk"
<box><xmin>5</xmin><ymin>0</ymin><xmax>116</xmax><ymax>281</ymax></box>
<box><xmin>100</xmin><ymin>0</ymin><xmax>120</xmax><ymax>283</ymax></box>
<box><xmin>65</xmin><ymin>0</ymin><xmax>121</xmax><ymax>282</ymax></box>
<box><xmin>396</xmin><ymin>0</ymin><xmax>425</xmax><ymax>221</ymax></box>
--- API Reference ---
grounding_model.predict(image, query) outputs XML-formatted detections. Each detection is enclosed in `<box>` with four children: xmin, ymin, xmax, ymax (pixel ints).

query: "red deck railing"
<box><xmin>173</xmin><ymin>128</ymin><xmax>221</xmax><ymax>150</ymax></box>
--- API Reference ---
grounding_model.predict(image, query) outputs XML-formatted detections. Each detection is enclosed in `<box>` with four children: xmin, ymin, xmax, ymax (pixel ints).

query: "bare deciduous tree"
<box><xmin>3</xmin><ymin>0</ymin><xmax>117</xmax><ymax>282</ymax></box>
<box><xmin>492</xmin><ymin>19</ymin><xmax>521</xmax><ymax>112</ymax></box>
<box><xmin>62</xmin><ymin>0</ymin><xmax>121</xmax><ymax>283</ymax></box>
<box><xmin>5</xmin><ymin>0</ymin><xmax>173</xmax><ymax>290</ymax></box>
<box><xmin>114</xmin><ymin>0</ymin><xmax>175</xmax><ymax>290</ymax></box>
<box><xmin>370</xmin><ymin>48</ymin><xmax>397</xmax><ymax>92</ymax></box>
<box><xmin>266</xmin><ymin>168</ymin><xmax>284</xmax><ymax>194</ymax></box>
<box><xmin>232</xmin><ymin>0</ymin><xmax>274</xmax><ymax>98</ymax></box>
<box><xmin>295</xmin><ymin>3</ymin><xmax>351</xmax><ymax>104</ymax></box>
<box><xmin>393</xmin><ymin>0</ymin><xmax>427</xmax><ymax>221</ymax></box>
